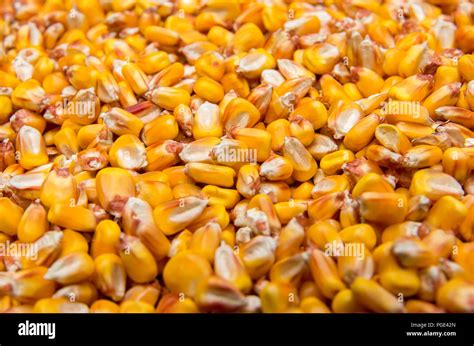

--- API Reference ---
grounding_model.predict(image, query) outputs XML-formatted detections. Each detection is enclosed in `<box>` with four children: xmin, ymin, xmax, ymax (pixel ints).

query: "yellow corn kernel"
<box><xmin>375</xmin><ymin>123</ymin><xmax>412</xmax><ymax>154</ymax></box>
<box><xmin>169</xmin><ymin>229</ymin><xmax>193</xmax><ymax>257</ymax></box>
<box><xmin>350</xmin><ymin>66</ymin><xmax>384</xmax><ymax>98</ymax></box>
<box><xmin>192</xmin><ymin>102</ymin><xmax>223</xmax><ymax>139</ymax></box>
<box><xmin>40</xmin><ymin>168</ymin><xmax>77</xmax><ymax>208</ymax></box>
<box><xmin>202</xmin><ymin>185</ymin><xmax>240</xmax><ymax>209</ymax></box>
<box><xmin>187</xmin><ymin>204</ymin><xmax>229</xmax><ymax>232</ymax></box>
<box><xmin>121</xmin><ymin>63</ymin><xmax>149</xmax><ymax>96</ymax></box>
<box><xmin>195</xmin><ymin>275</ymin><xmax>247</xmax><ymax>312</ymax></box>
<box><xmin>145</xmin><ymin>25</ymin><xmax>180</xmax><ymax>46</ymax></box>
<box><xmin>163</xmin><ymin>251</ymin><xmax>212</xmax><ymax>297</ymax></box>
<box><xmin>234</xmin><ymin>23</ymin><xmax>264</xmax><ymax>53</ymax></box>
<box><xmin>307</xmin><ymin>220</ymin><xmax>342</xmax><ymax>252</ymax></box>
<box><xmin>172</xmin><ymin>183</ymin><xmax>202</xmax><ymax>199</ymax></box>
<box><xmin>135</xmin><ymin>180</ymin><xmax>174</xmax><ymax>209</ymax></box>
<box><xmin>194</xmin><ymin>51</ymin><xmax>225</xmax><ymax>81</ymax></box>
<box><xmin>457</xmin><ymin>54</ymin><xmax>474</xmax><ymax>81</ymax></box>
<box><xmin>358</xmin><ymin>192</ymin><xmax>408</xmax><ymax>225</ymax></box>
<box><xmin>259</xmin><ymin>155</ymin><xmax>293</xmax><ymax>182</ymax></box>
<box><xmin>339</xmin><ymin>224</ymin><xmax>377</xmax><ymax>250</ymax></box>
<box><xmin>0</xmin><ymin>198</ymin><xmax>24</xmax><ymax>236</ymax></box>
<box><xmin>59</xmin><ymin>230</ymin><xmax>89</xmax><ymax>258</ymax></box>
<box><xmin>47</xmin><ymin>203</ymin><xmax>97</xmax><ymax>232</ymax></box>
<box><xmin>222</xmin><ymin>225</ymin><xmax>235</xmax><ymax>247</ymax></box>
<box><xmin>332</xmin><ymin>289</ymin><xmax>367</xmax><ymax>313</ymax></box>
<box><xmin>308</xmin><ymin>192</ymin><xmax>345</xmax><ymax>222</ymax></box>
<box><xmin>443</xmin><ymin>148</ymin><xmax>471</xmax><ymax>184</ymax></box>
<box><xmin>183</xmin><ymin>162</ymin><xmax>235</xmax><ymax>188</ymax></box>
<box><xmin>66</xmin><ymin>65</ymin><xmax>98</xmax><ymax>90</ymax></box>
<box><xmin>307</xmin><ymin>135</ymin><xmax>338</xmax><ymax>162</ymax></box>
<box><xmin>319</xmin><ymin>74</ymin><xmax>350</xmax><ymax>104</ymax></box>
<box><xmin>137</xmin><ymin>51</ymin><xmax>171</xmax><ymax>75</ymax></box>
<box><xmin>382</xmin><ymin>47</ymin><xmax>404</xmax><ymax>76</ymax></box>
<box><xmin>151</xmin><ymin>87</ymin><xmax>191</xmax><ymax>111</ymax></box>
<box><xmin>192</xmin><ymin>76</ymin><xmax>224</xmax><ymax>104</ymax></box>
<box><xmin>302</xmin><ymin>43</ymin><xmax>340</xmax><ymax>75</ymax></box>
<box><xmin>91</xmin><ymin>220</ymin><xmax>121</xmax><ymax>259</ymax></box>
<box><xmin>352</xmin><ymin>173</ymin><xmax>394</xmax><ymax>198</ymax></box>
<box><xmin>117</xmin><ymin>81</ymin><xmax>138</xmax><ymax>108</ymax></box>
<box><xmin>94</xmin><ymin>254</ymin><xmax>126</xmax><ymax>301</ymax></box>
<box><xmin>223</xmin><ymin>98</ymin><xmax>260</xmax><ymax>133</ymax></box>
<box><xmin>119</xmin><ymin>234</ymin><xmax>157</xmax><ymax>284</ymax></box>
<box><xmin>337</xmin><ymin>247</ymin><xmax>374</xmax><ymax>285</ymax></box>
<box><xmin>320</xmin><ymin>149</ymin><xmax>355</xmax><ymax>175</ymax></box>
<box><xmin>141</xmin><ymin>114</ymin><xmax>178</xmax><ymax>147</ymax></box>
<box><xmin>15</xmin><ymin>125</ymin><xmax>48</xmax><ymax>170</ymax></box>
<box><xmin>0</xmin><ymin>71</ymin><xmax>20</xmax><ymax>88</ymax></box>
<box><xmin>207</xmin><ymin>26</ymin><xmax>234</xmax><ymax>47</ymax></box>
<box><xmin>120</xmin><ymin>301</ymin><xmax>155</xmax><ymax>313</ymax></box>
<box><xmin>292</xmin><ymin>182</ymin><xmax>313</xmax><ymax>200</ymax></box>
<box><xmin>123</xmin><ymin>282</ymin><xmax>161</xmax><ymax>306</ymax></box>
<box><xmin>401</xmin><ymin>145</ymin><xmax>443</xmax><ymax>169</ymax></box>
<box><xmin>422</xmin><ymin>229</ymin><xmax>456</xmax><ymax>260</ymax></box>
<box><xmin>423</xmin><ymin>82</ymin><xmax>462</xmax><ymax>115</ymax></box>
<box><xmin>214</xmin><ymin>241</ymin><xmax>252</xmax><ymax>293</ymax></box>
<box><xmin>389</xmin><ymin>74</ymin><xmax>433</xmax><ymax>102</ymax></box>
<box><xmin>365</xmin><ymin>143</ymin><xmax>402</xmax><ymax>166</ymax></box>
<box><xmin>153</xmin><ymin>196</ymin><xmax>208</xmax><ymax>236</ymax></box>
<box><xmin>270</xmin><ymin>252</ymin><xmax>307</xmax><ymax>288</ymax></box>
<box><xmin>274</xmin><ymin>201</ymin><xmax>307</xmax><ymax>225</ymax></box>
<box><xmin>90</xmin><ymin>299</ymin><xmax>120</xmax><ymax>313</ymax></box>
<box><xmin>44</xmin><ymin>252</ymin><xmax>95</xmax><ymax>285</ymax></box>
<box><xmin>17</xmin><ymin>200</ymin><xmax>48</xmax><ymax>243</ymax></box>
<box><xmin>108</xmin><ymin>134</ymin><xmax>147</xmax><ymax>170</ymax></box>
<box><xmin>351</xmin><ymin>278</ymin><xmax>405</xmax><ymax>313</ymax></box>
<box><xmin>341</xmin><ymin>82</ymin><xmax>362</xmax><ymax>101</ymax></box>
<box><xmin>42</xmin><ymin>71</ymin><xmax>68</xmax><ymax>95</ymax></box>
<box><xmin>434</xmin><ymin>66</ymin><xmax>461</xmax><ymax>90</ymax></box>
<box><xmin>239</xmin><ymin>236</ymin><xmax>276</xmax><ymax>279</ymax></box>
<box><xmin>101</xmin><ymin>107</ymin><xmax>144</xmax><ymax>137</ymax></box>
<box><xmin>156</xmin><ymin>292</ymin><xmax>199</xmax><ymax>313</ymax></box>
<box><xmin>311</xmin><ymin>175</ymin><xmax>350</xmax><ymax>199</ymax></box>
<box><xmin>189</xmin><ymin>222</ymin><xmax>222</xmax><ymax>262</ymax></box>
<box><xmin>237</xmin><ymin>49</ymin><xmax>276</xmax><ymax>80</ymax></box>
<box><xmin>397</xmin><ymin>42</ymin><xmax>429</xmax><ymax>78</ymax></box>
<box><xmin>391</xmin><ymin>238</ymin><xmax>436</xmax><ymax>268</ymax></box>
<box><xmin>3</xmin><ymin>267</ymin><xmax>56</xmax><ymax>303</ymax></box>
<box><xmin>282</xmin><ymin>136</ymin><xmax>317</xmax><ymax>181</ymax></box>
<box><xmin>0</xmin><ymin>95</ymin><xmax>13</xmax><ymax>123</ymax></box>
<box><xmin>52</xmin><ymin>282</ymin><xmax>98</xmax><ymax>306</ymax></box>
<box><xmin>96</xmin><ymin>167</ymin><xmax>136</xmax><ymax>217</ymax></box>
<box><xmin>146</xmin><ymin>140</ymin><xmax>183</xmax><ymax>172</ymax></box>
<box><xmin>221</xmin><ymin>73</ymin><xmax>250</xmax><ymax>98</ymax></box>
<box><xmin>236</xmin><ymin>164</ymin><xmax>260</xmax><ymax>198</ymax></box>
<box><xmin>378</xmin><ymin>253</ymin><xmax>421</xmax><ymax>297</ymax></box>
<box><xmin>425</xmin><ymin>196</ymin><xmax>468</xmax><ymax>231</ymax></box>
<box><xmin>395</xmin><ymin>122</ymin><xmax>434</xmax><ymax>140</ymax></box>
<box><xmin>33</xmin><ymin>297</ymin><xmax>70</xmax><ymax>313</ymax></box>
<box><xmin>342</xmin><ymin>113</ymin><xmax>379</xmax><ymax>152</ymax></box>
<box><xmin>12</xmin><ymin>80</ymin><xmax>48</xmax><ymax>113</ymax></box>
<box><xmin>53</xmin><ymin>127</ymin><xmax>79</xmax><ymax>158</ymax></box>
<box><xmin>309</xmin><ymin>249</ymin><xmax>346</xmax><ymax>299</ymax></box>
<box><xmin>122</xmin><ymin>197</ymin><xmax>171</xmax><ymax>261</ymax></box>
<box><xmin>328</xmin><ymin>99</ymin><xmax>364</xmax><ymax>139</ymax></box>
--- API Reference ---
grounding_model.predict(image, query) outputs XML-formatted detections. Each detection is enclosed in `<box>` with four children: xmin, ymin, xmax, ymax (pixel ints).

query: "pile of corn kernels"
<box><xmin>0</xmin><ymin>0</ymin><xmax>473</xmax><ymax>313</ymax></box>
